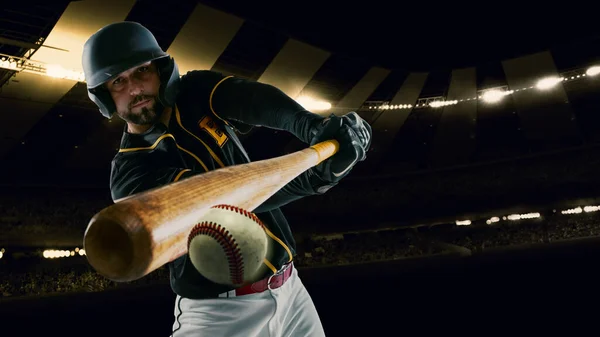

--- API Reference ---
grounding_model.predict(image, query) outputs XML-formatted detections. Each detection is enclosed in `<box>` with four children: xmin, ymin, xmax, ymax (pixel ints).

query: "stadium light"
<box><xmin>536</xmin><ymin>76</ymin><xmax>563</xmax><ymax>90</ymax></box>
<box><xmin>586</xmin><ymin>66</ymin><xmax>600</xmax><ymax>76</ymax></box>
<box><xmin>481</xmin><ymin>89</ymin><xmax>510</xmax><ymax>103</ymax></box>
<box><xmin>296</xmin><ymin>96</ymin><xmax>332</xmax><ymax>111</ymax></box>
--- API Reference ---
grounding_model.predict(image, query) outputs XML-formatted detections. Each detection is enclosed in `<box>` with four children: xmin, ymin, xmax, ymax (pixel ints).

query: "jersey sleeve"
<box><xmin>253</xmin><ymin>168</ymin><xmax>333</xmax><ymax>213</ymax></box>
<box><xmin>110</xmin><ymin>158</ymin><xmax>195</xmax><ymax>203</ymax></box>
<box><xmin>180</xmin><ymin>70</ymin><xmax>325</xmax><ymax>144</ymax></box>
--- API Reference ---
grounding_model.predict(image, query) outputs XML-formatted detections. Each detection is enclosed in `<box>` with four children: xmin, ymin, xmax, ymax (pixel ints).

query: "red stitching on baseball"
<box><xmin>188</xmin><ymin>221</ymin><xmax>244</xmax><ymax>285</ymax></box>
<box><xmin>212</xmin><ymin>204</ymin><xmax>266</xmax><ymax>229</ymax></box>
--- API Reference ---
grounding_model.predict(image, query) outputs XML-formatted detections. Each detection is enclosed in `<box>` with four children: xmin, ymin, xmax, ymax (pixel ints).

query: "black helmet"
<box><xmin>81</xmin><ymin>21</ymin><xmax>180</xmax><ymax>118</ymax></box>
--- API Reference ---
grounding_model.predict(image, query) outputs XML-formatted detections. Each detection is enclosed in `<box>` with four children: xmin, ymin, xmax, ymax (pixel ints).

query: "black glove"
<box><xmin>308</xmin><ymin>112</ymin><xmax>371</xmax><ymax>188</ymax></box>
<box><xmin>340</xmin><ymin>111</ymin><xmax>372</xmax><ymax>157</ymax></box>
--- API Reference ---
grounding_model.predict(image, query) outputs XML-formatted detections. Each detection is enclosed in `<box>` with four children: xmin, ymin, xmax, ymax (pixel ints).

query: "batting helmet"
<box><xmin>81</xmin><ymin>21</ymin><xmax>180</xmax><ymax>119</ymax></box>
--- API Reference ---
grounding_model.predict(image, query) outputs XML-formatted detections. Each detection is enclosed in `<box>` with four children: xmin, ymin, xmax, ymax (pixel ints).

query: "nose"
<box><xmin>128</xmin><ymin>78</ymin><xmax>144</xmax><ymax>96</ymax></box>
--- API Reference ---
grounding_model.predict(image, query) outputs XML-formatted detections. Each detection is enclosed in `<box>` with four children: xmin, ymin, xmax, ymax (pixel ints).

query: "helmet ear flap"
<box><xmin>155</xmin><ymin>57</ymin><xmax>180</xmax><ymax>108</ymax></box>
<box><xmin>88</xmin><ymin>87</ymin><xmax>116</xmax><ymax>119</ymax></box>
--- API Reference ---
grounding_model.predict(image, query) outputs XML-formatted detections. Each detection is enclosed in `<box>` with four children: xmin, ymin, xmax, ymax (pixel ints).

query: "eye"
<box><xmin>112</xmin><ymin>77</ymin><xmax>122</xmax><ymax>85</ymax></box>
<box><xmin>138</xmin><ymin>66</ymin><xmax>149</xmax><ymax>72</ymax></box>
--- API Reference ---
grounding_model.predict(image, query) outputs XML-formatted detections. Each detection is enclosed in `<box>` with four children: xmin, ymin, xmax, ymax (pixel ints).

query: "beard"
<box><xmin>117</xmin><ymin>95</ymin><xmax>164</xmax><ymax>126</ymax></box>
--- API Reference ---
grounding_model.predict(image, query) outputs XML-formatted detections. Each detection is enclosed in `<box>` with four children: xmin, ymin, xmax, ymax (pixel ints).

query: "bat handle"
<box><xmin>309</xmin><ymin>140</ymin><xmax>340</xmax><ymax>164</ymax></box>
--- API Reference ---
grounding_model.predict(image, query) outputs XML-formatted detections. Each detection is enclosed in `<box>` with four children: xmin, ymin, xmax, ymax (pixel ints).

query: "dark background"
<box><xmin>2</xmin><ymin>241</ymin><xmax>599</xmax><ymax>336</ymax></box>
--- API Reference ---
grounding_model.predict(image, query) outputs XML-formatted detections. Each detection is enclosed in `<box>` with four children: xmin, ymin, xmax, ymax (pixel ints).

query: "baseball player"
<box><xmin>81</xmin><ymin>21</ymin><xmax>372</xmax><ymax>337</ymax></box>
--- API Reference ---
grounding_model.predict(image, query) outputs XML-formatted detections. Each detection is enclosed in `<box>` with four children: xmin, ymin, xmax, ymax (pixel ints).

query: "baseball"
<box><xmin>187</xmin><ymin>204</ymin><xmax>272</xmax><ymax>286</ymax></box>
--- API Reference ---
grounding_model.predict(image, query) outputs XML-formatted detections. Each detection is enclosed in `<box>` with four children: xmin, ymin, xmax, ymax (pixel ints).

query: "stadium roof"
<box><xmin>1</xmin><ymin>1</ymin><xmax>599</xmax><ymax>186</ymax></box>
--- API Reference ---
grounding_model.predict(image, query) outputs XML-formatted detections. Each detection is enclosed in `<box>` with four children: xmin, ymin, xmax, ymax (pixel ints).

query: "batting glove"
<box><xmin>308</xmin><ymin>113</ymin><xmax>371</xmax><ymax>187</ymax></box>
<box><xmin>339</xmin><ymin>111</ymin><xmax>372</xmax><ymax>159</ymax></box>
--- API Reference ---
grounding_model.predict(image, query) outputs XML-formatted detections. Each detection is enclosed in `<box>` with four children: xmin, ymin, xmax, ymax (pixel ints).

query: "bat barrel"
<box><xmin>83</xmin><ymin>212</ymin><xmax>151</xmax><ymax>282</ymax></box>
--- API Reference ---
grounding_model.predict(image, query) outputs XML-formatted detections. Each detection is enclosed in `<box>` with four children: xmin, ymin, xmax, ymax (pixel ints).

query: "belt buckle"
<box><xmin>267</xmin><ymin>263</ymin><xmax>291</xmax><ymax>290</ymax></box>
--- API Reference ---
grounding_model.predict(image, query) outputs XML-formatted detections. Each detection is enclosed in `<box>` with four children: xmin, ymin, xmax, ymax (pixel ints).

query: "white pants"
<box><xmin>171</xmin><ymin>268</ymin><xmax>326</xmax><ymax>337</ymax></box>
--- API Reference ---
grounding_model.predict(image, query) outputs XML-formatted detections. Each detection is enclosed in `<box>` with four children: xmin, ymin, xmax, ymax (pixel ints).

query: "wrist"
<box><xmin>307</xmin><ymin>168</ymin><xmax>336</xmax><ymax>194</ymax></box>
<box><xmin>308</xmin><ymin>115</ymin><xmax>327</xmax><ymax>139</ymax></box>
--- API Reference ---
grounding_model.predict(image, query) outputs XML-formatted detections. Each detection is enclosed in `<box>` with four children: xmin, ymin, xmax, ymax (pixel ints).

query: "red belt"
<box><xmin>224</xmin><ymin>262</ymin><xmax>294</xmax><ymax>297</ymax></box>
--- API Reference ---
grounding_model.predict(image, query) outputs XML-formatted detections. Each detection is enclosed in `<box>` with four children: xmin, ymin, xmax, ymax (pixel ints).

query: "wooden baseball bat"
<box><xmin>83</xmin><ymin>140</ymin><xmax>339</xmax><ymax>282</ymax></box>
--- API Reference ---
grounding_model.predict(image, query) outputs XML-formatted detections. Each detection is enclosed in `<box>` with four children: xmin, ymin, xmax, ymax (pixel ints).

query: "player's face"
<box><xmin>106</xmin><ymin>61</ymin><xmax>163</xmax><ymax>126</ymax></box>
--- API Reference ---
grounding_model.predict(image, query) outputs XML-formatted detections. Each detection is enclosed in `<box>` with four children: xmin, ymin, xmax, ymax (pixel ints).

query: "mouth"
<box><xmin>132</xmin><ymin>99</ymin><xmax>151</xmax><ymax>109</ymax></box>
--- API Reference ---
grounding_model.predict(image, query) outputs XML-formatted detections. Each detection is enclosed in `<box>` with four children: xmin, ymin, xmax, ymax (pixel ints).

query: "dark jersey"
<box><xmin>109</xmin><ymin>70</ymin><xmax>329</xmax><ymax>299</ymax></box>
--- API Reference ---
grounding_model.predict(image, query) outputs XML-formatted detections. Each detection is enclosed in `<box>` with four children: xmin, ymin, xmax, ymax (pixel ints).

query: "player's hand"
<box><xmin>309</xmin><ymin>112</ymin><xmax>371</xmax><ymax>186</ymax></box>
<box><xmin>340</xmin><ymin>111</ymin><xmax>372</xmax><ymax>159</ymax></box>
